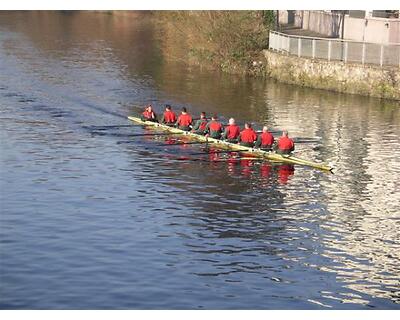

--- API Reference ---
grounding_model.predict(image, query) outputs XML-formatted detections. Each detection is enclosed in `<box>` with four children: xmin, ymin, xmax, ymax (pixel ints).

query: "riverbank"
<box><xmin>95</xmin><ymin>11</ymin><xmax>399</xmax><ymax>101</ymax></box>
<box><xmin>262</xmin><ymin>50</ymin><xmax>400</xmax><ymax>100</ymax></box>
<box><xmin>154</xmin><ymin>11</ymin><xmax>273</xmax><ymax>74</ymax></box>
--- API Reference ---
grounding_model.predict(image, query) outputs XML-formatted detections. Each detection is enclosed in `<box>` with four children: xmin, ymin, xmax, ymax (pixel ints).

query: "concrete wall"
<box><xmin>279</xmin><ymin>10</ymin><xmax>343</xmax><ymax>37</ymax></box>
<box><xmin>263</xmin><ymin>50</ymin><xmax>400</xmax><ymax>100</ymax></box>
<box><xmin>344</xmin><ymin>16</ymin><xmax>400</xmax><ymax>43</ymax></box>
<box><xmin>344</xmin><ymin>16</ymin><xmax>367</xmax><ymax>42</ymax></box>
<box><xmin>302</xmin><ymin>11</ymin><xmax>343</xmax><ymax>38</ymax></box>
<box><xmin>389</xmin><ymin>20</ymin><xmax>400</xmax><ymax>43</ymax></box>
<box><xmin>345</xmin><ymin>16</ymin><xmax>400</xmax><ymax>44</ymax></box>
<box><xmin>281</xmin><ymin>10</ymin><xmax>400</xmax><ymax>44</ymax></box>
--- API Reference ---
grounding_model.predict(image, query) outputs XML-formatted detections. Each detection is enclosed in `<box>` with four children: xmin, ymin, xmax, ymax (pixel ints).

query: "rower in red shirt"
<box><xmin>141</xmin><ymin>104</ymin><xmax>158</xmax><ymax>122</ymax></box>
<box><xmin>205</xmin><ymin>115</ymin><xmax>224</xmax><ymax>139</ymax></box>
<box><xmin>192</xmin><ymin>112</ymin><xmax>208</xmax><ymax>135</ymax></box>
<box><xmin>238</xmin><ymin>123</ymin><xmax>257</xmax><ymax>147</ymax></box>
<box><xmin>161</xmin><ymin>104</ymin><xmax>177</xmax><ymax>126</ymax></box>
<box><xmin>222</xmin><ymin>118</ymin><xmax>241</xmax><ymax>143</ymax></box>
<box><xmin>276</xmin><ymin>130</ymin><xmax>295</xmax><ymax>154</ymax></box>
<box><xmin>175</xmin><ymin>107</ymin><xmax>193</xmax><ymax>131</ymax></box>
<box><xmin>255</xmin><ymin>125</ymin><xmax>274</xmax><ymax>150</ymax></box>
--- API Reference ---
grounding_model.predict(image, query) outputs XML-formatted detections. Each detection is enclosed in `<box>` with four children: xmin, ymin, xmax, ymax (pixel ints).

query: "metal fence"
<box><xmin>269</xmin><ymin>31</ymin><xmax>400</xmax><ymax>67</ymax></box>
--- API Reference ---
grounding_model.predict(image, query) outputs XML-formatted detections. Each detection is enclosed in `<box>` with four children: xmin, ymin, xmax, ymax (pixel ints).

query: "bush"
<box><xmin>156</xmin><ymin>11</ymin><xmax>273</xmax><ymax>73</ymax></box>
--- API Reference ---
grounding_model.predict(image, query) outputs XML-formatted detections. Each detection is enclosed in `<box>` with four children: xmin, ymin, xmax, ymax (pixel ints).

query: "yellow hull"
<box><xmin>128</xmin><ymin>116</ymin><xmax>333</xmax><ymax>172</ymax></box>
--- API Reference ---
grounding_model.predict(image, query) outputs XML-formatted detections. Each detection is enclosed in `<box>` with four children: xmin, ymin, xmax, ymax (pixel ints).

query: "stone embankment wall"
<box><xmin>263</xmin><ymin>50</ymin><xmax>400</xmax><ymax>100</ymax></box>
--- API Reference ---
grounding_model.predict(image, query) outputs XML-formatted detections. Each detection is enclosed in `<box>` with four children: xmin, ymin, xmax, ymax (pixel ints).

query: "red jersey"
<box><xmin>177</xmin><ymin>113</ymin><xmax>193</xmax><ymax>127</ymax></box>
<box><xmin>208</xmin><ymin>121</ymin><xmax>223</xmax><ymax>132</ymax></box>
<box><xmin>142</xmin><ymin>110</ymin><xmax>156</xmax><ymax>120</ymax></box>
<box><xmin>199</xmin><ymin>119</ymin><xmax>208</xmax><ymax>131</ymax></box>
<box><xmin>259</xmin><ymin>132</ymin><xmax>274</xmax><ymax>146</ymax></box>
<box><xmin>240</xmin><ymin>128</ymin><xmax>257</xmax><ymax>143</ymax></box>
<box><xmin>163</xmin><ymin>110</ymin><xmax>177</xmax><ymax>123</ymax></box>
<box><xmin>225</xmin><ymin>124</ymin><xmax>241</xmax><ymax>139</ymax></box>
<box><xmin>278</xmin><ymin>136</ymin><xmax>295</xmax><ymax>151</ymax></box>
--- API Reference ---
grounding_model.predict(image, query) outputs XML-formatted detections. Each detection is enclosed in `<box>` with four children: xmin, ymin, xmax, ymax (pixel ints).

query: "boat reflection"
<box><xmin>205</xmin><ymin>148</ymin><xmax>296</xmax><ymax>184</ymax></box>
<box><xmin>277</xmin><ymin>164</ymin><xmax>295</xmax><ymax>184</ymax></box>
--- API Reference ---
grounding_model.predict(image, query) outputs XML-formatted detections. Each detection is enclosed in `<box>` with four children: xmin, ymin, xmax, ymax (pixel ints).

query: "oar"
<box><xmin>116</xmin><ymin>134</ymin><xmax>184</xmax><ymax>144</ymax></box>
<box><xmin>115</xmin><ymin>132</ymin><xmax>184</xmax><ymax>138</ymax></box>
<box><xmin>292</xmin><ymin>137</ymin><xmax>321</xmax><ymax>143</ymax></box>
<box><xmin>187</xmin><ymin>148</ymin><xmax>252</xmax><ymax>156</ymax></box>
<box><xmin>83</xmin><ymin>125</ymin><xmax>134</xmax><ymax>130</ymax></box>
<box><xmin>93</xmin><ymin>132</ymin><xmax>184</xmax><ymax>137</ymax></box>
<box><xmin>156</xmin><ymin>141</ymin><xmax>210</xmax><ymax>146</ymax></box>
<box><xmin>188</xmin><ymin>150</ymin><xmax>241</xmax><ymax>156</ymax></box>
<box><xmin>209</xmin><ymin>157</ymin><xmax>264</xmax><ymax>162</ymax></box>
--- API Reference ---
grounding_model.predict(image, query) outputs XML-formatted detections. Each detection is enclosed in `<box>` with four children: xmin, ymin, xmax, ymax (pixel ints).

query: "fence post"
<box><xmin>344</xmin><ymin>42</ymin><xmax>348</xmax><ymax>63</ymax></box>
<box><xmin>380</xmin><ymin>44</ymin><xmax>384</xmax><ymax>67</ymax></box>
<box><xmin>285</xmin><ymin>36</ymin><xmax>288</xmax><ymax>53</ymax></box>
<box><xmin>312</xmin><ymin>39</ymin><xmax>316</xmax><ymax>59</ymax></box>
<box><xmin>269</xmin><ymin>32</ymin><xmax>272</xmax><ymax>49</ymax></box>
<box><xmin>298</xmin><ymin>38</ymin><xmax>302</xmax><ymax>57</ymax></box>
<box><xmin>271</xmin><ymin>32</ymin><xmax>275</xmax><ymax>50</ymax></box>
<box><xmin>362</xmin><ymin>42</ymin><xmax>366</xmax><ymax>65</ymax></box>
<box><xmin>328</xmin><ymin>41</ymin><xmax>331</xmax><ymax>61</ymax></box>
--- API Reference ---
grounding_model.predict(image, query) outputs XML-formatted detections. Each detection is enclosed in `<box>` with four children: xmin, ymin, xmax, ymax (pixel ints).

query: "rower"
<box><xmin>141</xmin><ymin>104</ymin><xmax>158</xmax><ymax>122</ymax></box>
<box><xmin>161</xmin><ymin>104</ymin><xmax>177</xmax><ymax>126</ymax></box>
<box><xmin>255</xmin><ymin>126</ymin><xmax>274</xmax><ymax>151</ymax></box>
<box><xmin>276</xmin><ymin>130</ymin><xmax>295</xmax><ymax>154</ymax></box>
<box><xmin>205</xmin><ymin>114</ymin><xmax>224</xmax><ymax>139</ymax></box>
<box><xmin>238</xmin><ymin>122</ymin><xmax>257</xmax><ymax>147</ymax></box>
<box><xmin>192</xmin><ymin>112</ymin><xmax>208</xmax><ymax>135</ymax></box>
<box><xmin>222</xmin><ymin>118</ymin><xmax>241</xmax><ymax>143</ymax></box>
<box><xmin>175</xmin><ymin>107</ymin><xmax>193</xmax><ymax>131</ymax></box>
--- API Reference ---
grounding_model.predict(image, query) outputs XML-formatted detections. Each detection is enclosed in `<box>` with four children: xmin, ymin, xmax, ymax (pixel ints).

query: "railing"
<box><xmin>269</xmin><ymin>31</ymin><xmax>400</xmax><ymax>67</ymax></box>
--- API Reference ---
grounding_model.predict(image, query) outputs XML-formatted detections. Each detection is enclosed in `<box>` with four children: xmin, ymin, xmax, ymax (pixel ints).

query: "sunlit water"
<box><xmin>0</xmin><ymin>12</ymin><xmax>399</xmax><ymax>309</ymax></box>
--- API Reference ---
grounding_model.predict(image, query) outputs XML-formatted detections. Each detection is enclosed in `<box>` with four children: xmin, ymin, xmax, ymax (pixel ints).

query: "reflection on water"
<box><xmin>0</xmin><ymin>11</ymin><xmax>399</xmax><ymax>309</ymax></box>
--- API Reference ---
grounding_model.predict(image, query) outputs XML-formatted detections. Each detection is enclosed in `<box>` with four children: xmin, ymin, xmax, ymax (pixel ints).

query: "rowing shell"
<box><xmin>127</xmin><ymin>116</ymin><xmax>333</xmax><ymax>172</ymax></box>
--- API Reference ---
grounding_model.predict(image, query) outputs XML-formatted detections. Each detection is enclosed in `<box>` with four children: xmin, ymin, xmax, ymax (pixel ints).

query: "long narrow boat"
<box><xmin>128</xmin><ymin>116</ymin><xmax>333</xmax><ymax>172</ymax></box>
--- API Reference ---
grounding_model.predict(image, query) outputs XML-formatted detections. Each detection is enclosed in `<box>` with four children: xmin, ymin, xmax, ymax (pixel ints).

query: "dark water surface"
<box><xmin>0</xmin><ymin>12</ymin><xmax>399</xmax><ymax>309</ymax></box>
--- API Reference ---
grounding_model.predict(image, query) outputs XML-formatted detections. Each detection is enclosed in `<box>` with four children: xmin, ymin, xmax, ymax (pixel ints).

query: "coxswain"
<box><xmin>205</xmin><ymin>115</ymin><xmax>224</xmax><ymax>139</ymax></box>
<box><xmin>222</xmin><ymin>118</ymin><xmax>241</xmax><ymax>143</ymax></box>
<box><xmin>276</xmin><ymin>130</ymin><xmax>295</xmax><ymax>154</ymax></box>
<box><xmin>238</xmin><ymin>122</ymin><xmax>257</xmax><ymax>147</ymax></box>
<box><xmin>175</xmin><ymin>107</ymin><xmax>193</xmax><ymax>131</ymax></box>
<box><xmin>192</xmin><ymin>112</ymin><xmax>208</xmax><ymax>135</ymax></box>
<box><xmin>161</xmin><ymin>104</ymin><xmax>177</xmax><ymax>126</ymax></box>
<box><xmin>141</xmin><ymin>104</ymin><xmax>158</xmax><ymax>122</ymax></box>
<box><xmin>255</xmin><ymin>126</ymin><xmax>274</xmax><ymax>150</ymax></box>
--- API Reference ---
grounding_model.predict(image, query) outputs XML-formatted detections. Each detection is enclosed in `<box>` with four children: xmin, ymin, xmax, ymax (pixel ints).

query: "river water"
<box><xmin>0</xmin><ymin>11</ymin><xmax>399</xmax><ymax>309</ymax></box>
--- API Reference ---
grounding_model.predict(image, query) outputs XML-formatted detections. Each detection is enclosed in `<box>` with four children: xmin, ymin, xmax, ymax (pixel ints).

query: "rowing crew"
<box><xmin>141</xmin><ymin>104</ymin><xmax>295</xmax><ymax>154</ymax></box>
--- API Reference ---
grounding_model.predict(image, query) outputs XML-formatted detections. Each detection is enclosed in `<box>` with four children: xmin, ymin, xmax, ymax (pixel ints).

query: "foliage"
<box><xmin>156</xmin><ymin>11</ymin><xmax>271</xmax><ymax>74</ymax></box>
